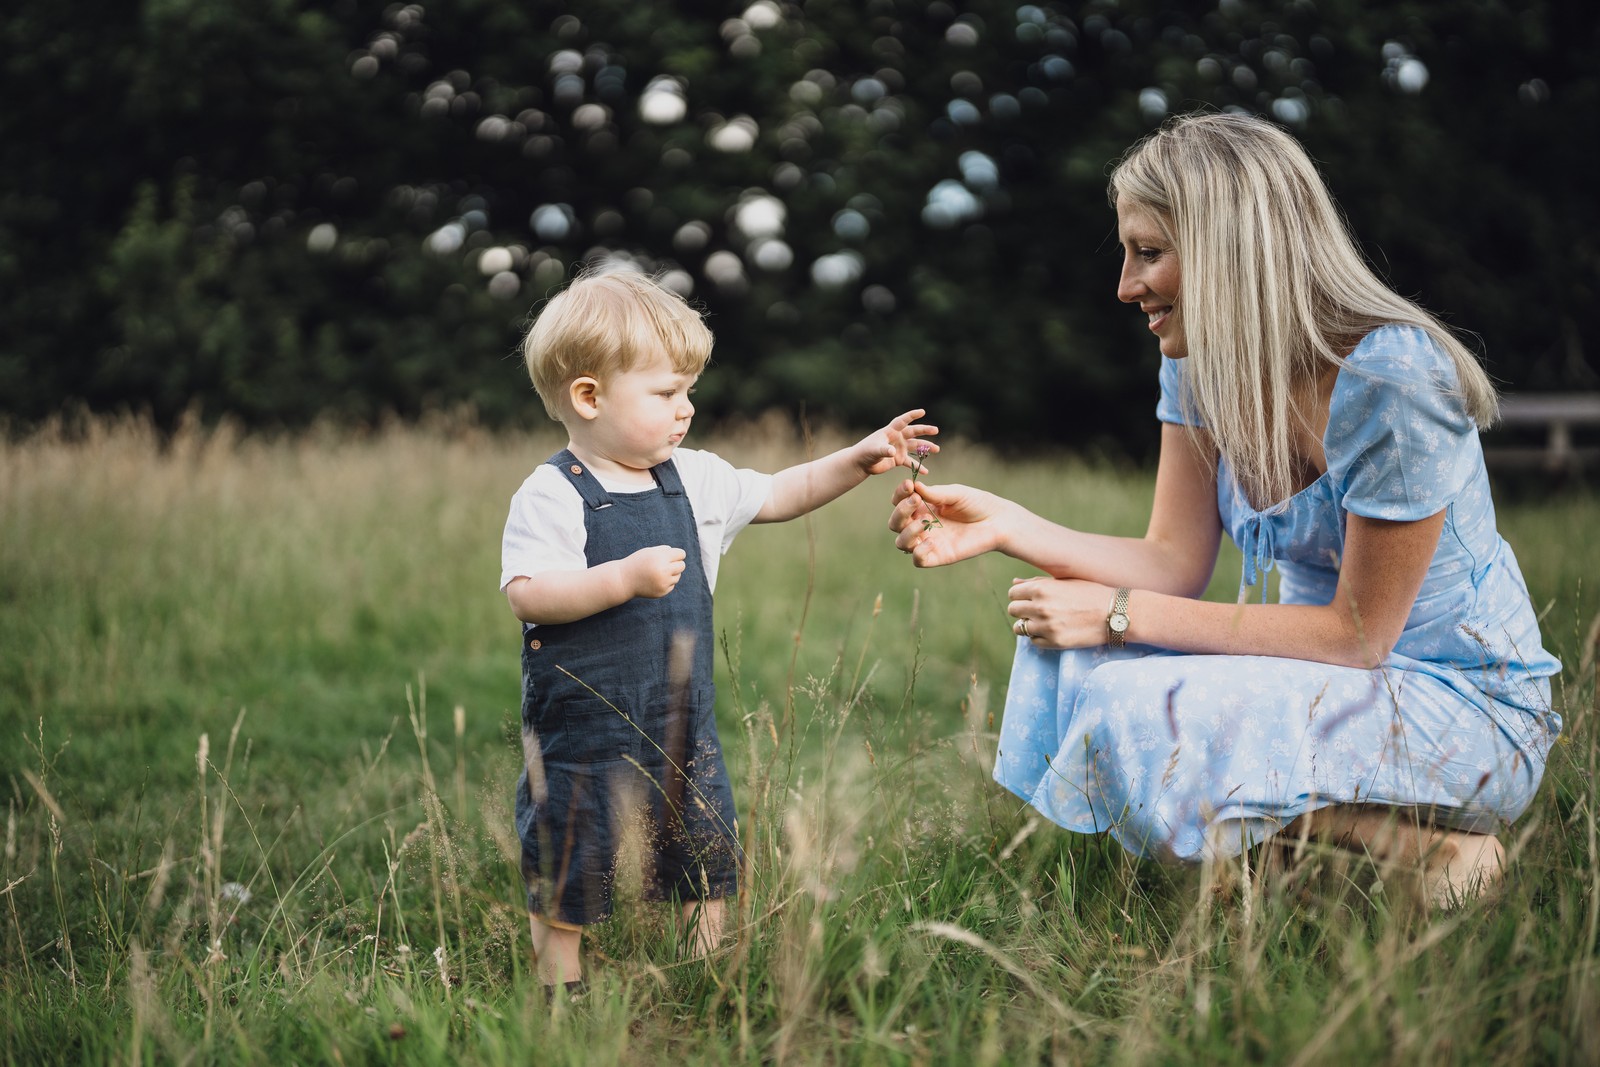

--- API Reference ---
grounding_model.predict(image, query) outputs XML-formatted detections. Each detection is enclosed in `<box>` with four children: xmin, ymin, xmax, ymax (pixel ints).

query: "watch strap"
<box><xmin>1107</xmin><ymin>587</ymin><xmax>1131</xmax><ymax>648</ymax></box>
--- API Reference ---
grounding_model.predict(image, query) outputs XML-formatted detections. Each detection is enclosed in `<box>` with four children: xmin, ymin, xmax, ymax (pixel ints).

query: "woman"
<box><xmin>891</xmin><ymin>113</ymin><xmax>1561</xmax><ymax>903</ymax></box>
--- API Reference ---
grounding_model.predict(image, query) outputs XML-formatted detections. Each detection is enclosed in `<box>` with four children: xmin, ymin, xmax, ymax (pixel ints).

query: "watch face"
<box><xmin>1109</xmin><ymin>613</ymin><xmax>1129</xmax><ymax>633</ymax></box>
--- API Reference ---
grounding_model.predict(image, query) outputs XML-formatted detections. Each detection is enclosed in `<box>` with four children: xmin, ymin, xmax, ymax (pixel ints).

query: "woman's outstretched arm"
<box><xmin>1006</xmin><ymin>507</ymin><xmax>1445</xmax><ymax>668</ymax></box>
<box><xmin>891</xmin><ymin>423</ymin><xmax>1224</xmax><ymax>598</ymax></box>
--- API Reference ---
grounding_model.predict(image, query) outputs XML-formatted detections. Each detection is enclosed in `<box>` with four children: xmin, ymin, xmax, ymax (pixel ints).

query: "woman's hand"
<box><xmin>890</xmin><ymin>480</ymin><xmax>1014</xmax><ymax>567</ymax></box>
<box><xmin>1007</xmin><ymin>576</ymin><xmax>1115</xmax><ymax>649</ymax></box>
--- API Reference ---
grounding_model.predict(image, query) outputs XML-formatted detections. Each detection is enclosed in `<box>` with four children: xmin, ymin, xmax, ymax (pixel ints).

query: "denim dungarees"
<box><xmin>514</xmin><ymin>450</ymin><xmax>739</xmax><ymax>925</ymax></box>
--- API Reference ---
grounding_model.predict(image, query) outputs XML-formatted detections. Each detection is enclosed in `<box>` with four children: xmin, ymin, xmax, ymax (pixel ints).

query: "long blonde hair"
<box><xmin>1109</xmin><ymin>112</ymin><xmax>1497</xmax><ymax>507</ymax></box>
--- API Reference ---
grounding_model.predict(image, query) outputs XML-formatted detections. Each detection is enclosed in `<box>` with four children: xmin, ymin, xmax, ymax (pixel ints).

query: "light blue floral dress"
<box><xmin>995</xmin><ymin>326</ymin><xmax>1562</xmax><ymax>860</ymax></box>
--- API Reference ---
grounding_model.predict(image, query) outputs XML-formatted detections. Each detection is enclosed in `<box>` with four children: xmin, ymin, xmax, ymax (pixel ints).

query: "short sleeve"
<box><xmin>1155</xmin><ymin>356</ymin><xmax>1202</xmax><ymax>426</ymax></box>
<box><xmin>499</xmin><ymin>466</ymin><xmax>587</xmax><ymax>591</ymax></box>
<box><xmin>1325</xmin><ymin>326</ymin><xmax>1478</xmax><ymax>521</ymax></box>
<box><xmin>673</xmin><ymin>448</ymin><xmax>772</xmax><ymax>555</ymax></box>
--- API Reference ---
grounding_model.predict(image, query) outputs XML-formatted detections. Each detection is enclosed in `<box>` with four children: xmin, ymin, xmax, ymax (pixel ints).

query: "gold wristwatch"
<box><xmin>1107</xmin><ymin>587</ymin><xmax>1131</xmax><ymax>648</ymax></box>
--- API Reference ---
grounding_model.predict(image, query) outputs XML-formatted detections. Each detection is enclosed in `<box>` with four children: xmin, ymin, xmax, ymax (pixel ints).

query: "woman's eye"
<box><xmin>1138</xmin><ymin>247</ymin><xmax>1161</xmax><ymax>262</ymax></box>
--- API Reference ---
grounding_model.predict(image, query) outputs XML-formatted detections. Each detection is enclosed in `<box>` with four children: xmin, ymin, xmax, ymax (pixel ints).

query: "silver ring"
<box><xmin>1014</xmin><ymin>618</ymin><xmax>1029</xmax><ymax>637</ymax></box>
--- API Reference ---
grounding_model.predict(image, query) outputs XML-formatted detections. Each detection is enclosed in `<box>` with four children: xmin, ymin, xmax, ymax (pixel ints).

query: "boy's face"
<box><xmin>579</xmin><ymin>349</ymin><xmax>697</xmax><ymax>471</ymax></box>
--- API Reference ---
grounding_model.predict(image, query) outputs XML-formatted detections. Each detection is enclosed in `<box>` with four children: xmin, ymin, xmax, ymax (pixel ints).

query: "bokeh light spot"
<box><xmin>704</xmin><ymin>250</ymin><xmax>749</xmax><ymax>293</ymax></box>
<box><xmin>639</xmin><ymin>76</ymin><xmax>688</xmax><ymax>124</ymax></box>
<box><xmin>750</xmin><ymin>238</ymin><xmax>794</xmax><ymax>271</ymax></box>
<box><xmin>479</xmin><ymin>246</ymin><xmax>513</xmax><ymax>275</ymax></box>
<box><xmin>488</xmin><ymin>271</ymin><xmax>521</xmax><ymax>299</ymax></box>
<box><xmin>732</xmin><ymin>194</ymin><xmax>786</xmax><ymax>240</ymax></box>
<box><xmin>743</xmin><ymin>1</ymin><xmax>782</xmax><ymax>30</ymax></box>
<box><xmin>811</xmin><ymin>251</ymin><xmax>864</xmax><ymax>289</ymax></box>
<box><xmin>862</xmin><ymin>284</ymin><xmax>896</xmax><ymax>314</ymax></box>
<box><xmin>426</xmin><ymin>222</ymin><xmax>465</xmax><ymax>255</ymax></box>
<box><xmin>674</xmin><ymin>220</ymin><xmax>712</xmax><ymax>253</ymax></box>
<box><xmin>530</xmin><ymin>204</ymin><xmax>576</xmax><ymax>241</ymax></box>
<box><xmin>832</xmin><ymin>209</ymin><xmax>870</xmax><ymax>241</ymax></box>
<box><xmin>708</xmin><ymin>115</ymin><xmax>759</xmax><ymax>153</ymax></box>
<box><xmin>958</xmin><ymin>151</ymin><xmax>999</xmax><ymax>191</ymax></box>
<box><xmin>659</xmin><ymin>269</ymin><xmax>694</xmax><ymax>296</ymax></box>
<box><xmin>946</xmin><ymin>22</ymin><xmax>980</xmax><ymax>47</ymax></box>
<box><xmin>922</xmin><ymin>180</ymin><xmax>981</xmax><ymax>229</ymax></box>
<box><xmin>307</xmin><ymin>224</ymin><xmax>338</xmax><ymax>253</ymax></box>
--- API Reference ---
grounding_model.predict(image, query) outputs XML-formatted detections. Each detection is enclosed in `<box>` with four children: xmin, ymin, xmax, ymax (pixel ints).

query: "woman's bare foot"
<box><xmin>1279</xmin><ymin>807</ymin><xmax>1504</xmax><ymax>908</ymax></box>
<box><xmin>1423</xmin><ymin>830</ymin><xmax>1504</xmax><ymax>907</ymax></box>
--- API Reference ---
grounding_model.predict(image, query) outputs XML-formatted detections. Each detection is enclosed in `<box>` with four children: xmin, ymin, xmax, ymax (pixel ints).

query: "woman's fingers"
<box><xmin>1008</xmin><ymin>577</ymin><xmax>1042</xmax><ymax>601</ymax></box>
<box><xmin>889</xmin><ymin>489</ymin><xmax>925</xmax><ymax>535</ymax></box>
<box><xmin>892</xmin><ymin>497</ymin><xmax>926</xmax><ymax>551</ymax></box>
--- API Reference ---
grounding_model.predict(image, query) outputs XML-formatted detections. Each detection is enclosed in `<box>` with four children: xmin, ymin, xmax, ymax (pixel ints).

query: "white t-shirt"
<box><xmin>500</xmin><ymin>448</ymin><xmax>773</xmax><ymax>596</ymax></box>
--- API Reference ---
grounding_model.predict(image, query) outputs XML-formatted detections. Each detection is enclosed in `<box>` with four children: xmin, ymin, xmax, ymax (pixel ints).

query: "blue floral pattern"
<box><xmin>996</xmin><ymin>327</ymin><xmax>1562</xmax><ymax>860</ymax></box>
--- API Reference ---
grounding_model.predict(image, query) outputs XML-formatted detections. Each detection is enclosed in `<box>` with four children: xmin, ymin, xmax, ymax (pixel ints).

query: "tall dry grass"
<box><xmin>1</xmin><ymin>414</ymin><xmax>1596</xmax><ymax>1065</ymax></box>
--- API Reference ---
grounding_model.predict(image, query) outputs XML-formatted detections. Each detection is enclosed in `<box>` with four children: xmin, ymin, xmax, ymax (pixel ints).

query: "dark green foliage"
<box><xmin>3</xmin><ymin>0</ymin><xmax>1597</xmax><ymax>451</ymax></box>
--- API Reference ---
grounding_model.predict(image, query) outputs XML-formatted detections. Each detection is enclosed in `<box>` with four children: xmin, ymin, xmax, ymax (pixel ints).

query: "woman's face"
<box><xmin>1115</xmin><ymin>200</ymin><xmax>1185</xmax><ymax>360</ymax></box>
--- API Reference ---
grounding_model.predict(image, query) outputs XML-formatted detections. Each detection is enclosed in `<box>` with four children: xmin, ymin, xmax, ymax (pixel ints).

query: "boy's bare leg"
<box><xmin>529</xmin><ymin>914</ymin><xmax>583</xmax><ymax>985</ymax></box>
<box><xmin>1280</xmin><ymin>806</ymin><xmax>1504</xmax><ymax>906</ymax></box>
<box><xmin>680</xmin><ymin>897</ymin><xmax>728</xmax><ymax>958</ymax></box>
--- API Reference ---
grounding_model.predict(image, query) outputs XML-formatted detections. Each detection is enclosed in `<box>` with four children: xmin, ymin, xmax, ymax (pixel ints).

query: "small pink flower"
<box><xmin>908</xmin><ymin>442</ymin><xmax>942</xmax><ymax>528</ymax></box>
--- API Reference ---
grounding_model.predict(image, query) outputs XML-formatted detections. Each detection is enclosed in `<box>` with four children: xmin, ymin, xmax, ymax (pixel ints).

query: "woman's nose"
<box><xmin>1117</xmin><ymin>259</ymin><xmax>1142</xmax><ymax>304</ymax></box>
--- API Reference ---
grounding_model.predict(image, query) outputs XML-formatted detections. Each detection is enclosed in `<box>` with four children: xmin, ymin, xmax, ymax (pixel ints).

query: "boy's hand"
<box><xmin>755</xmin><ymin>408</ymin><xmax>938</xmax><ymax>524</ymax></box>
<box><xmin>625</xmin><ymin>545</ymin><xmax>687</xmax><ymax>598</ymax></box>
<box><xmin>853</xmin><ymin>408</ymin><xmax>940</xmax><ymax>477</ymax></box>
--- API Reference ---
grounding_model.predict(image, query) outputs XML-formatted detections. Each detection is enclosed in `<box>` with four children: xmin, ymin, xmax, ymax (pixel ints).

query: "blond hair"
<box><xmin>1109</xmin><ymin>112</ymin><xmax>1497</xmax><ymax>508</ymax></box>
<box><xmin>521</xmin><ymin>267</ymin><xmax>713</xmax><ymax>421</ymax></box>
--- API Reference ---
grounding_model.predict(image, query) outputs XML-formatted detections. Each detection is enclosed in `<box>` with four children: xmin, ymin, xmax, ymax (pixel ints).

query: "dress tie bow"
<box><xmin>1238</xmin><ymin>512</ymin><xmax>1277</xmax><ymax>603</ymax></box>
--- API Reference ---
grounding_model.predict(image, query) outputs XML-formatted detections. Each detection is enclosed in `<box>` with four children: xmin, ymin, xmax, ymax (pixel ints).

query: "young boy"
<box><xmin>501</xmin><ymin>267</ymin><xmax>935</xmax><ymax>993</ymax></box>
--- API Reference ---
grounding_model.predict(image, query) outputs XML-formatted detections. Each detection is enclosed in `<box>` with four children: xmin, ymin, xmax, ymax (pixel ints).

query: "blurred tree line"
<box><xmin>3</xmin><ymin>0</ymin><xmax>1597</xmax><ymax>454</ymax></box>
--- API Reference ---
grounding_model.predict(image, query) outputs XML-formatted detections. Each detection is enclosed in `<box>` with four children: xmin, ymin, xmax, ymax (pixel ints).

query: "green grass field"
<box><xmin>2</xmin><ymin>416</ymin><xmax>1597</xmax><ymax>1065</ymax></box>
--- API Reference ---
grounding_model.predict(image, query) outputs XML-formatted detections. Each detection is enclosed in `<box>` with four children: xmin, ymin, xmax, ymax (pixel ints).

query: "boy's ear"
<box><xmin>568</xmin><ymin>376</ymin><xmax>601</xmax><ymax>421</ymax></box>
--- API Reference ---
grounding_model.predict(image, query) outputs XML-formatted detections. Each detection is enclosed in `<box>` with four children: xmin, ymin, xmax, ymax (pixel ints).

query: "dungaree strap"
<box><xmin>546</xmin><ymin>449</ymin><xmax>686</xmax><ymax>507</ymax></box>
<box><xmin>546</xmin><ymin>449</ymin><xmax>613</xmax><ymax>510</ymax></box>
<box><xmin>650</xmin><ymin>457</ymin><xmax>687</xmax><ymax>497</ymax></box>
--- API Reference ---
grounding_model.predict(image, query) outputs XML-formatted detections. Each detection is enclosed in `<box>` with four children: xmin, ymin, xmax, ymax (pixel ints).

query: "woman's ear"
<box><xmin>568</xmin><ymin>376</ymin><xmax>601</xmax><ymax>421</ymax></box>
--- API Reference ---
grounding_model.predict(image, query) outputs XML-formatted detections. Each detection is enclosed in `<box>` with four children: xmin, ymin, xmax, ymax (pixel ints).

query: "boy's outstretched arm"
<box><xmin>755</xmin><ymin>408</ymin><xmax>937</xmax><ymax>523</ymax></box>
<box><xmin>506</xmin><ymin>545</ymin><xmax>686</xmax><ymax>624</ymax></box>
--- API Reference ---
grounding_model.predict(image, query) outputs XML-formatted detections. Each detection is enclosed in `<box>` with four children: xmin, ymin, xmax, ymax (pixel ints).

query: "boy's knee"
<box><xmin>531</xmin><ymin>912</ymin><xmax>585</xmax><ymax>934</ymax></box>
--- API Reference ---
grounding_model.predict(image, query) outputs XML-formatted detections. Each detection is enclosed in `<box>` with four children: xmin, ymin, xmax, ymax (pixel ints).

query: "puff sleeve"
<box><xmin>1325</xmin><ymin>326</ymin><xmax>1478</xmax><ymax>521</ymax></box>
<box><xmin>1155</xmin><ymin>356</ymin><xmax>1202</xmax><ymax>426</ymax></box>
